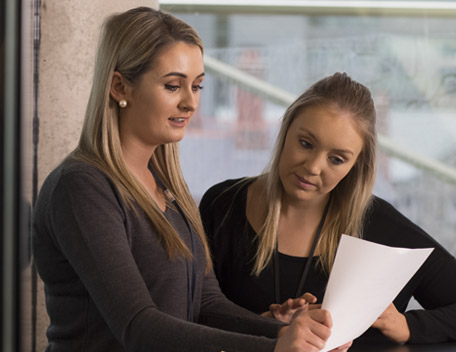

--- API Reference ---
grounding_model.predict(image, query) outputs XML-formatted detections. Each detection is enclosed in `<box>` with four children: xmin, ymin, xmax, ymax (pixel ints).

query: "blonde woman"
<box><xmin>32</xmin><ymin>7</ymin><xmax>339</xmax><ymax>352</ymax></box>
<box><xmin>200</xmin><ymin>72</ymin><xmax>456</xmax><ymax>345</ymax></box>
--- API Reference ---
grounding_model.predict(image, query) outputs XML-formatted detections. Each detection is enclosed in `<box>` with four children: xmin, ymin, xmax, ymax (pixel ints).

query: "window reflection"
<box><xmin>163</xmin><ymin>7</ymin><xmax>456</xmax><ymax>256</ymax></box>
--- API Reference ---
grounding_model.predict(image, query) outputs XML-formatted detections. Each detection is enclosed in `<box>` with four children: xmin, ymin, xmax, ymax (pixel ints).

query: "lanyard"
<box><xmin>150</xmin><ymin>168</ymin><xmax>197</xmax><ymax>322</ymax></box>
<box><xmin>273</xmin><ymin>200</ymin><xmax>330</xmax><ymax>304</ymax></box>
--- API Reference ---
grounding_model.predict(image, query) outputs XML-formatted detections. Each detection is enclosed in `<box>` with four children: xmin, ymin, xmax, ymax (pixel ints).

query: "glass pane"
<box><xmin>163</xmin><ymin>5</ymin><xmax>456</xmax><ymax>257</ymax></box>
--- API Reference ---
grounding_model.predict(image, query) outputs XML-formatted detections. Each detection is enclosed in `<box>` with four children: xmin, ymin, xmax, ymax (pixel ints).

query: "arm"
<box><xmin>372</xmin><ymin>250</ymin><xmax>456</xmax><ymax>344</ymax></box>
<box><xmin>366</xmin><ymin>197</ymin><xmax>456</xmax><ymax>344</ymax></box>
<box><xmin>372</xmin><ymin>303</ymin><xmax>410</xmax><ymax>343</ymax></box>
<box><xmin>404</xmin><ymin>249</ymin><xmax>456</xmax><ymax>343</ymax></box>
<box><xmin>44</xmin><ymin>167</ymin><xmax>280</xmax><ymax>351</ymax></box>
<box><xmin>199</xmin><ymin>181</ymin><xmax>337</xmax><ymax>349</ymax></box>
<box><xmin>199</xmin><ymin>268</ymin><xmax>285</xmax><ymax>338</ymax></box>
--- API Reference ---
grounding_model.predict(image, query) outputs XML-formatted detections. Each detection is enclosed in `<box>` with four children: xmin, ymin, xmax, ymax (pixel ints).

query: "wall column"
<box><xmin>36</xmin><ymin>1</ymin><xmax>158</xmax><ymax>349</ymax></box>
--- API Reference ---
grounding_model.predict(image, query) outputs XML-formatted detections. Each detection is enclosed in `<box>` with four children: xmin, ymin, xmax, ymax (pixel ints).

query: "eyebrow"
<box><xmin>299</xmin><ymin>128</ymin><xmax>355</xmax><ymax>156</ymax></box>
<box><xmin>162</xmin><ymin>72</ymin><xmax>205</xmax><ymax>79</ymax></box>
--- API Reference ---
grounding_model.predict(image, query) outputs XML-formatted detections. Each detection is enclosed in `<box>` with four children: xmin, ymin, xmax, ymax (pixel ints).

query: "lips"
<box><xmin>168</xmin><ymin>117</ymin><xmax>187</xmax><ymax>123</ymax></box>
<box><xmin>295</xmin><ymin>173</ymin><xmax>317</xmax><ymax>188</ymax></box>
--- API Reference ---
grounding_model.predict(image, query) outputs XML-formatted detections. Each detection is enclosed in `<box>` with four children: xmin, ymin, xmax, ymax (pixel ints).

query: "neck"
<box><xmin>120</xmin><ymin>139</ymin><xmax>167</xmax><ymax>211</ymax></box>
<box><xmin>281</xmin><ymin>194</ymin><xmax>330</xmax><ymax>222</ymax></box>
<box><xmin>277</xmin><ymin>195</ymin><xmax>330</xmax><ymax>257</ymax></box>
<box><xmin>121</xmin><ymin>139</ymin><xmax>157</xmax><ymax>174</ymax></box>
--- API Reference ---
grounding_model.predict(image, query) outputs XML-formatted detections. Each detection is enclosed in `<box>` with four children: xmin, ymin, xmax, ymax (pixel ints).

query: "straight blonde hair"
<box><xmin>72</xmin><ymin>7</ymin><xmax>212</xmax><ymax>270</ymax></box>
<box><xmin>253</xmin><ymin>72</ymin><xmax>377</xmax><ymax>276</ymax></box>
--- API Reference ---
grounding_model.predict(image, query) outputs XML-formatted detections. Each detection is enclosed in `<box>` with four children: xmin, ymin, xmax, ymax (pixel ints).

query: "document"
<box><xmin>320</xmin><ymin>235</ymin><xmax>433</xmax><ymax>352</ymax></box>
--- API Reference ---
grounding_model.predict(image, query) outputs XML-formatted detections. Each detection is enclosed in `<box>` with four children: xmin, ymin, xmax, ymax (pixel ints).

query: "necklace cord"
<box><xmin>273</xmin><ymin>200</ymin><xmax>330</xmax><ymax>303</ymax></box>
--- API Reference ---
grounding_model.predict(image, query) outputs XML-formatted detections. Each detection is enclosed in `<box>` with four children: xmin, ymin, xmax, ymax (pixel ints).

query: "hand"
<box><xmin>262</xmin><ymin>293</ymin><xmax>318</xmax><ymax>324</ymax></box>
<box><xmin>329</xmin><ymin>340</ymin><xmax>353</xmax><ymax>351</ymax></box>
<box><xmin>275</xmin><ymin>309</ymin><xmax>332</xmax><ymax>352</ymax></box>
<box><xmin>372</xmin><ymin>303</ymin><xmax>410</xmax><ymax>343</ymax></box>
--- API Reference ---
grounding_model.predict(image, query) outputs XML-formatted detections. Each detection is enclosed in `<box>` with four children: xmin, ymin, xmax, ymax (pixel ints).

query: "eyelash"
<box><xmin>299</xmin><ymin>139</ymin><xmax>345</xmax><ymax>165</ymax></box>
<box><xmin>299</xmin><ymin>139</ymin><xmax>312</xmax><ymax>149</ymax></box>
<box><xmin>330</xmin><ymin>156</ymin><xmax>344</xmax><ymax>165</ymax></box>
<box><xmin>164</xmin><ymin>84</ymin><xmax>204</xmax><ymax>92</ymax></box>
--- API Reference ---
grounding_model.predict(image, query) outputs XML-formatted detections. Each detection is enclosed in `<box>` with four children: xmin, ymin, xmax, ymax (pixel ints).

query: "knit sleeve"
<box><xmin>365</xmin><ymin>197</ymin><xmax>456</xmax><ymax>344</ymax></box>
<box><xmin>36</xmin><ymin>166</ymin><xmax>280</xmax><ymax>352</ymax></box>
<box><xmin>404</xmin><ymin>248</ymin><xmax>456</xmax><ymax>343</ymax></box>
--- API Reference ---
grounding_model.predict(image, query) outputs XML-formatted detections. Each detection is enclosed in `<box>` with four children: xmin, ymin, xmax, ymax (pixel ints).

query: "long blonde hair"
<box><xmin>253</xmin><ymin>72</ymin><xmax>377</xmax><ymax>275</ymax></box>
<box><xmin>72</xmin><ymin>7</ymin><xmax>212</xmax><ymax>270</ymax></box>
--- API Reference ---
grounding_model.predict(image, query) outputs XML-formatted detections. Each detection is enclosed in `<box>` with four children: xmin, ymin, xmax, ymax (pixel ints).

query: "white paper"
<box><xmin>320</xmin><ymin>235</ymin><xmax>433</xmax><ymax>352</ymax></box>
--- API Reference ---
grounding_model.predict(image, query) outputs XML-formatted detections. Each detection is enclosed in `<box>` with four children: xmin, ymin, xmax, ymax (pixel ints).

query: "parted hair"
<box><xmin>72</xmin><ymin>7</ymin><xmax>212</xmax><ymax>270</ymax></box>
<box><xmin>253</xmin><ymin>72</ymin><xmax>377</xmax><ymax>276</ymax></box>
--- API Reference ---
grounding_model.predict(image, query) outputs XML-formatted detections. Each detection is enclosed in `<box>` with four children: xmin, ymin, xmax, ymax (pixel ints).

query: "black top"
<box><xmin>33</xmin><ymin>161</ymin><xmax>283</xmax><ymax>352</ymax></box>
<box><xmin>199</xmin><ymin>177</ymin><xmax>456</xmax><ymax>344</ymax></box>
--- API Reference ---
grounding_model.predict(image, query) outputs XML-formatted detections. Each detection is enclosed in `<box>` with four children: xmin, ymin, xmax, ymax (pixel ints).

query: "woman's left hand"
<box><xmin>371</xmin><ymin>303</ymin><xmax>411</xmax><ymax>343</ymax></box>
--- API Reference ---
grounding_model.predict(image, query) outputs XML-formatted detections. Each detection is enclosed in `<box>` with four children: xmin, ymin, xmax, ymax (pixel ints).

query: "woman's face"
<box><xmin>278</xmin><ymin>105</ymin><xmax>364</xmax><ymax>206</ymax></box>
<box><xmin>119</xmin><ymin>42</ymin><xmax>204</xmax><ymax>152</ymax></box>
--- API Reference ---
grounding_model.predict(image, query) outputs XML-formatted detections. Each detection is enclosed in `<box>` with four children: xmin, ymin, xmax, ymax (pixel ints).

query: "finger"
<box><xmin>260</xmin><ymin>311</ymin><xmax>273</xmax><ymax>318</ymax></box>
<box><xmin>308</xmin><ymin>303</ymin><xmax>321</xmax><ymax>310</ymax></box>
<box><xmin>310</xmin><ymin>309</ymin><xmax>333</xmax><ymax>329</ymax></box>
<box><xmin>269</xmin><ymin>303</ymin><xmax>281</xmax><ymax>312</ymax></box>
<box><xmin>274</xmin><ymin>301</ymin><xmax>288</xmax><ymax>314</ymax></box>
<box><xmin>293</xmin><ymin>310</ymin><xmax>332</xmax><ymax>341</ymax></box>
<box><xmin>293</xmin><ymin>318</ymin><xmax>330</xmax><ymax>351</ymax></box>
<box><xmin>302</xmin><ymin>333</ymin><xmax>329</xmax><ymax>351</ymax></box>
<box><xmin>291</xmin><ymin>298</ymin><xmax>308</xmax><ymax>310</ymax></box>
<box><xmin>284</xmin><ymin>298</ymin><xmax>293</xmax><ymax>308</ymax></box>
<box><xmin>302</xmin><ymin>292</ymin><xmax>318</xmax><ymax>304</ymax></box>
<box><xmin>310</xmin><ymin>319</ymin><xmax>332</xmax><ymax>341</ymax></box>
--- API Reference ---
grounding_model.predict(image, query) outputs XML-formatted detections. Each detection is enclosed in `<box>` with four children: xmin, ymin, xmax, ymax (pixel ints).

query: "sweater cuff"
<box><xmin>405</xmin><ymin>309</ymin><xmax>444</xmax><ymax>344</ymax></box>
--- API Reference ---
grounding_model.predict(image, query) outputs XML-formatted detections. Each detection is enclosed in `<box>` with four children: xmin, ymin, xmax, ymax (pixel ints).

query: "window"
<box><xmin>162</xmin><ymin>1</ymin><xmax>456</xmax><ymax>255</ymax></box>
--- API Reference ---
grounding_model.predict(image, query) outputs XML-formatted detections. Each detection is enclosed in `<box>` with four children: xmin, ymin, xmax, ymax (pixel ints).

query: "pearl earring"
<box><xmin>119</xmin><ymin>99</ymin><xmax>127</xmax><ymax>108</ymax></box>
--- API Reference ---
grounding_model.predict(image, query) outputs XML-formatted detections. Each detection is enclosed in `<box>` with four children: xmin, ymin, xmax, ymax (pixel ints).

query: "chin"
<box><xmin>167</xmin><ymin>133</ymin><xmax>186</xmax><ymax>144</ymax></box>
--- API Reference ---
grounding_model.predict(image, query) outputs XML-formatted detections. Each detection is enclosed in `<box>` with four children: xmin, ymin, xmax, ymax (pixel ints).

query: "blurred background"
<box><xmin>161</xmin><ymin>1</ymin><xmax>456</xmax><ymax>256</ymax></box>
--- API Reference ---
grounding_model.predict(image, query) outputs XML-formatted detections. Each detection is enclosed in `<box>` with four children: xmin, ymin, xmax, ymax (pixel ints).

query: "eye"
<box><xmin>299</xmin><ymin>139</ymin><xmax>312</xmax><ymax>149</ymax></box>
<box><xmin>192</xmin><ymin>85</ymin><xmax>204</xmax><ymax>92</ymax></box>
<box><xmin>329</xmin><ymin>156</ymin><xmax>345</xmax><ymax>165</ymax></box>
<box><xmin>164</xmin><ymin>84</ymin><xmax>180</xmax><ymax>92</ymax></box>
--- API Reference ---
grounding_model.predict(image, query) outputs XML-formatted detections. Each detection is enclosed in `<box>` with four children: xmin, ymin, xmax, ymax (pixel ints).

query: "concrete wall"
<box><xmin>36</xmin><ymin>1</ymin><xmax>158</xmax><ymax>349</ymax></box>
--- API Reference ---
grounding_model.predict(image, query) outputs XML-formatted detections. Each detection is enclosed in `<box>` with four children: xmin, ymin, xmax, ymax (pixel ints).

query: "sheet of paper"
<box><xmin>320</xmin><ymin>235</ymin><xmax>433</xmax><ymax>352</ymax></box>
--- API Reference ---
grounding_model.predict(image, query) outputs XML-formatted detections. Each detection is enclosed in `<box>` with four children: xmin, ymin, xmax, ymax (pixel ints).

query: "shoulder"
<box><xmin>38</xmin><ymin>158</ymin><xmax>120</xmax><ymax>210</ymax></box>
<box><xmin>199</xmin><ymin>177</ymin><xmax>253</xmax><ymax>212</ymax></box>
<box><xmin>60</xmin><ymin>158</ymin><xmax>110</xmax><ymax>180</ymax></box>
<box><xmin>364</xmin><ymin>195</ymin><xmax>449</xmax><ymax>252</ymax></box>
<box><xmin>364</xmin><ymin>196</ymin><xmax>414</xmax><ymax>234</ymax></box>
<box><xmin>59</xmin><ymin>158</ymin><xmax>117</xmax><ymax>189</ymax></box>
<box><xmin>41</xmin><ymin>158</ymin><xmax>110</xmax><ymax>185</ymax></box>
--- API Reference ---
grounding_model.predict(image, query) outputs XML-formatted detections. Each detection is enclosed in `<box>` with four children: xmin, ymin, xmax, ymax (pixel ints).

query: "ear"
<box><xmin>110</xmin><ymin>71</ymin><xmax>128</xmax><ymax>103</ymax></box>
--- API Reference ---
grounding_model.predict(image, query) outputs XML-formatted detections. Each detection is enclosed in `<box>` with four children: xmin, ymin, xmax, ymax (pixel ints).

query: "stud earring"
<box><xmin>119</xmin><ymin>99</ymin><xmax>127</xmax><ymax>108</ymax></box>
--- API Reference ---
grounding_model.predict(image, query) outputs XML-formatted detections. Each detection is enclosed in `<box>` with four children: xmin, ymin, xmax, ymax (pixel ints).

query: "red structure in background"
<box><xmin>236</xmin><ymin>50</ymin><xmax>269</xmax><ymax>149</ymax></box>
<box><xmin>376</xmin><ymin>93</ymin><xmax>391</xmax><ymax>183</ymax></box>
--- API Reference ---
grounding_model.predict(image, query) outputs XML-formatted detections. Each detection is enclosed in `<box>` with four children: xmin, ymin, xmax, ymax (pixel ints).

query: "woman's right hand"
<box><xmin>274</xmin><ymin>308</ymin><xmax>332</xmax><ymax>352</ymax></box>
<box><xmin>262</xmin><ymin>293</ymin><xmax>318</xmax><ymax>324</ymax></box>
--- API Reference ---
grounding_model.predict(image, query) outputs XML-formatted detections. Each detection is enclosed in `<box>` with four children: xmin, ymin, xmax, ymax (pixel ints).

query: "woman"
<box><xmin>199</xmin><ymin>72</ymin><xmax>456</xmax><ymax>345</ymax></box>
<box><xmin>32</xmin><ymin>7</ymin><xmax>339</xmax><ymax>352</ymax></box>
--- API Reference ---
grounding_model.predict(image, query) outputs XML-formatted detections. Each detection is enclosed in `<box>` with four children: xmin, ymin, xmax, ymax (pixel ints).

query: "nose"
<box><xmin>179</xmin><ymin>87</ymin><xmax>198</xmax><ymax>112</ymax></box>
<box><xmin>304</xmin><ymin>152</ymin><xmax>324</xmax><ymax>176</ymax></box>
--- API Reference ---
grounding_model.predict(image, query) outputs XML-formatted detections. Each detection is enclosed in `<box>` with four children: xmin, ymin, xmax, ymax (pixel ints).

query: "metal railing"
<box><xmin>160</xmin><ymin>1</ymin><xmax>456</xmax><ymax>17</ymax></box>
<box><xmin>203</xmin><ymin>55</ymin><xmax>456</xmax><ymax>186</ymax></box>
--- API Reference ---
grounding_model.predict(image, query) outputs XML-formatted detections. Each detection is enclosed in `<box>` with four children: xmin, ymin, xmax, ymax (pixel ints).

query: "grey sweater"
<box><xmin>32</xmin><ymin>159</ymin><xmax>282</xmax><ymax>352</ymax></box>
